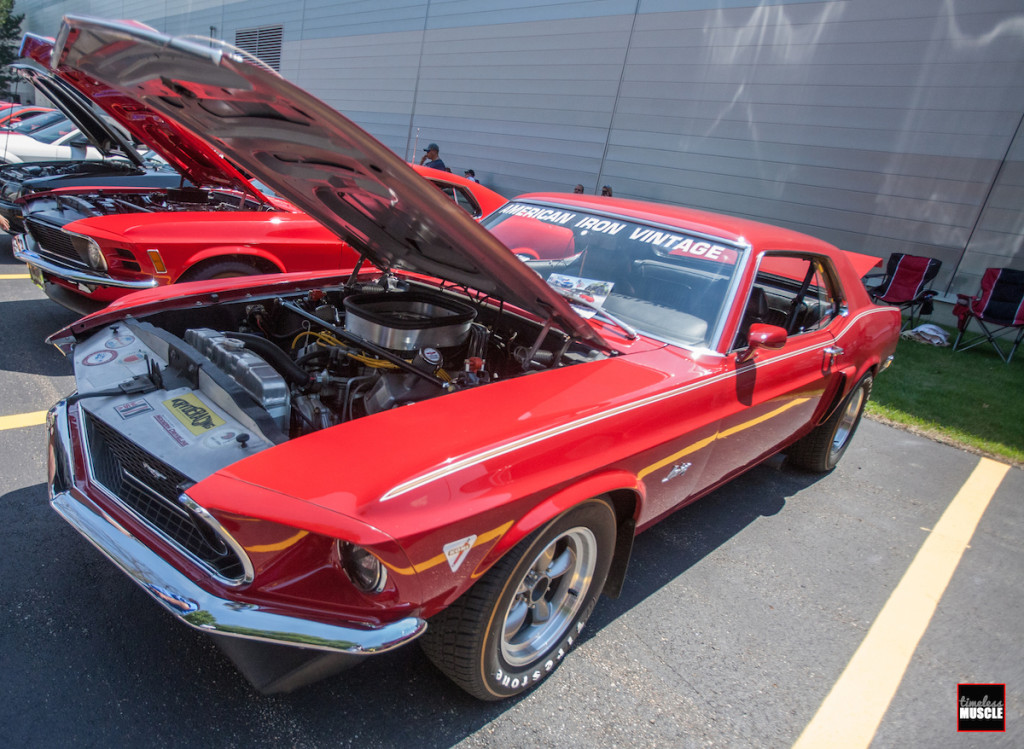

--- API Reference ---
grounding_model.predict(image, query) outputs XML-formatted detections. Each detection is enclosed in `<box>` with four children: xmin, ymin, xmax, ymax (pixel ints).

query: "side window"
<box><xmin>734</xmin><ymin>254</ymin><xmax>841</xmax><ymax>349</ymax></box>
<box><xmin>449</xmin><ymin>186</ymin><xmax>482</xmax><ymax>217</ymax></box>
<box><xmin>430</xmin><ymin>182</ymin><xmax>482</xmax><ymax>217</ymax></box>
<box><xmin>800</xmin><ymin>260</ymin><xmax>841</xmax><ymax>333</ymax></box>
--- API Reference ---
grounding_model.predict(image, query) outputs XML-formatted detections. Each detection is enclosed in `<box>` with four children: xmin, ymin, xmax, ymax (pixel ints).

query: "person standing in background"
<box><xmin>420</xmin><ymin>143</ymin><xmax>446</xmax><ymax>171</ymax></box>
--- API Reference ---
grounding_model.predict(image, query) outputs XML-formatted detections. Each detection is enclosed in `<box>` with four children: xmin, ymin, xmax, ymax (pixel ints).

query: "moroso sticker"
<box><xmin>82</xmin><ymin>350</ymin><xmax>117</xmax><ymax>366</ymax></box>
<box><xmin>443</xmin><ymin>535</ymin><xmax>477</xmax><ymax>573</ymax></box>
<box><xmin>162</xmin><ymin>393</ymin><xmax>225</xmax><ymax>435</ymax></box>
<box><xmin>114</xmin><ymin>399</ymin><xmax>153</xmax><ymax>419</ymax></box>
<box><xmin>153</xmin><ymin>413</ymin><xmax>189</xmax><ymax>447</ymax></box>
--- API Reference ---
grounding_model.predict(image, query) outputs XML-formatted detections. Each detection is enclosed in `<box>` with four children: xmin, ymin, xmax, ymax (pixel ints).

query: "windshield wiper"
<box><xmin>553</xmin><ymin>288</ymin><xmax>638</xmax><ymax>340</ymax></box>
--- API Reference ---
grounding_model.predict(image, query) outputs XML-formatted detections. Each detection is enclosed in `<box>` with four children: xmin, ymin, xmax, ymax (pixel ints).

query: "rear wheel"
<box><xmin>181</xmin><ymin>259</ymin><xmax>265</xmax><ymax>282</ymax></box>
<box><xmin>421</xmin><ymin>498</ymin><xmax>616</xmax><ymax>700</ymax></box>
<box><xmin>788</xmin><ymin>374</ymin><xmax>873</xmax><ymax>472</ymax></box>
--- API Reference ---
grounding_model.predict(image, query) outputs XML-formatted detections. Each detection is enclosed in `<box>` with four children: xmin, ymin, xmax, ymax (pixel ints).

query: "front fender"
<box><xmin>179</xmin><ymin>246</ymin><xmax>286</xmax><ymax>277</ymax></box>
<box><xmin>470</xmin><ymin>470</ymin><xmax>643</xmax><ymax>579</ymax></box>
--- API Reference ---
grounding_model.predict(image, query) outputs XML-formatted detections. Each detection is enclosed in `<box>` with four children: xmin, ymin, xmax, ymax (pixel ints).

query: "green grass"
<box><xmin>865</xmin><ymin>323</ymin><xmax>1024</xmax><ymax>467</ymax></box>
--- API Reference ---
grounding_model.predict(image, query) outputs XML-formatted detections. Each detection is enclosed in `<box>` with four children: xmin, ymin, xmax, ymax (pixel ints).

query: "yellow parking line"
<box><xmin>792</xmin><ymin>457</ymin><xmax>1010</xmax><ymax>748</ymax></box>
<box><xmin>0</xmin><ymin>274</ymin><xmax>30</xmax><ymax>279</ymax></box>
<box><xmin>0</xmin><ymin>410</ymin><xmax>48</xmax><ymax>430</ymax></box>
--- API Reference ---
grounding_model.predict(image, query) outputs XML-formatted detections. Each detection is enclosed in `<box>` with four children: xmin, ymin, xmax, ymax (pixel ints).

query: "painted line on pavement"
<box><xmin>0</xmin><ymin>274</ymin><xmax>30</xmax><ymax>279</ymax></box>
<box><xmin>0</xmin><ymin>410</ymin><xmax>48</xmax><ymax>431</ymax></box>
<box><xmin>792</xmin><ymin>456</ymin><xmax>1010</xmax><ymax>748</ymax></box>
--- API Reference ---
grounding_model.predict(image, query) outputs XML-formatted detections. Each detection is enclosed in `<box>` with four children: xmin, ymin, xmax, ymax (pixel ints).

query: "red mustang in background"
<box><xmin>11</xmin><ymin>35</ymin><xmax>505</xmax><ymax>313</ymax></box>
<box><xmin>43</xmin><ymin>17</ymin><xmax>899</xmax><ymax>701</ymax></box>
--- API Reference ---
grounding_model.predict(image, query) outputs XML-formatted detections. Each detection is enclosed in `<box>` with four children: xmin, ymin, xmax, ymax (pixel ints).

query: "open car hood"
<box><xmin>10</xmin><ymin>61</ymin><xmax>146</xmax><ymax>168</ymax></box>
<box><xmin>18</xmin><ymin>33</ymin><xmax>262</xmax><ymax>194</ymax></box>
<box><xmin>51</xmin><ymin>16</ymin><xmax>606</xmax><ymax>348</ymax></box>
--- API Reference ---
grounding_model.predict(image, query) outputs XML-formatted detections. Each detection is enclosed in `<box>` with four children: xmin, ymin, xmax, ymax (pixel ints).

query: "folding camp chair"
<box><xmin>864</xmin><ymin>253</ymin><xmax>941</xmax><ymax>330</ymax></box>
<box><xmin>952</xmin><ymin>267</ymin><xmax>1024</xmax><ymax>363</ymax></box>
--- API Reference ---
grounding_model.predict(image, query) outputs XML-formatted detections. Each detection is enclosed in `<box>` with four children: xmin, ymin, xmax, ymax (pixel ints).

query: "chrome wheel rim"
<box><xmin>500</xmin><ymin>528</ymin><xmax>598</xmax><ymax>667</ymax></box>
<box><xmin>831</xmin><ymin>386</ymin><xmax>866</xmax><ymax>457</ymax></box>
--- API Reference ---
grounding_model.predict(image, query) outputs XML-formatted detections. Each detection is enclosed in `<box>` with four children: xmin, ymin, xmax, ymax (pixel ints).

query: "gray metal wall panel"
<box><xmin>958</xmin><ymin>128</ymin><xmax>1024</xmax><ymax>293</ymax></box>
<box><xmin>15</xmin><ymin>0</ymin><xmax>1024</xmax><ymax>294</ymax></box>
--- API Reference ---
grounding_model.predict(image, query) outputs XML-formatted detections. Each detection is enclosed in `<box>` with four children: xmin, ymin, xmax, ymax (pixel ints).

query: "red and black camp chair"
<box><xmin>952</xmin><ymin>267</ymin><xmax>1024</xmax><ymax>363</ymax></box>
<box><xmin>864</xmin><ymin>253</ymin><xmax>942</xmax><ymax>329</ymax></box>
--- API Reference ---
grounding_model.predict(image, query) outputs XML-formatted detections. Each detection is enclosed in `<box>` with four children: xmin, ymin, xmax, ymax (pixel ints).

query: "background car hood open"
<box><xmin>9</xmin><ymin>61</ymin><xmax>145</xmax><ymax>168</ymax></box>
<box><xmin>18</xmin><ymin>33</ymin><xmax>263</xmax><ymax>196</ymax></box>
<box><xmin>48</xmin><ymin>16</ymin><xmax>607</xmax><ymax>349</ymax></box>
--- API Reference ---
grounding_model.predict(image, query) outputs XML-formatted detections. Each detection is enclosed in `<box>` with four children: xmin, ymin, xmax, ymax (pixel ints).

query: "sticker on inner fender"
<box><xmin>162</xmin><ymin>393</ymin><xmax>226</xmax><ymax>435</ymax></box>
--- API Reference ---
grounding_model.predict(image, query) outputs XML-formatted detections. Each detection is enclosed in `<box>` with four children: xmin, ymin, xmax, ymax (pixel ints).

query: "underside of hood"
<box><xmin>18</xmin><ymin>32</ymin><xmax>261</xmax><ymax>195</ymax></box>
<box><xmin>11</xmin><ymin>61</ymin><xmax>145</xmax><ymax>167</ymax></box>
<box><xmin>50</xmin><ymin>16</ymin><xmax>607</xmax><ymax>349</ymax></box>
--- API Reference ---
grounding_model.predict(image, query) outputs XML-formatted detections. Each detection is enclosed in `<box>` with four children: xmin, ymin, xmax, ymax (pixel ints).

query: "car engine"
<box><xmin>69</xmin><ymin>280</ymin><xmax>603</xmax><ymax>482</ymax></box>
<box><xmin>26</xmin><ymin>186</ymin><xmax>271</xmax><ymax>222</ymax></box>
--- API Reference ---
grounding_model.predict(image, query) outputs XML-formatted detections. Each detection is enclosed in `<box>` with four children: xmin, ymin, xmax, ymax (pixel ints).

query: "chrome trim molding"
<box><xmin>180</xmin><ymin>493</ymin><xmax>256</xmax><ymax>585</ymax></box>
<box><xmin>13</xmin><ymin>234</ymin><xmax>159</xmax><ymax>289</ymax></box>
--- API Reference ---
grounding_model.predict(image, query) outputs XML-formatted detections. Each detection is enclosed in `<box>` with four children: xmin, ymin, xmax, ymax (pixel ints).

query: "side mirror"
<box><xmin>736</xmin><ymin>323</ymin><xmax>787</xmax><ymax>363</ymax></box>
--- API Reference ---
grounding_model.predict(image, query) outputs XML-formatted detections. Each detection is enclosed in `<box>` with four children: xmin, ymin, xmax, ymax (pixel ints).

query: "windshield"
<box><xmin>28</xmin><ymin>119</ymin><xmax>79</xmax><ymax>144</ymax></box>
<box><xmin>7</xmin><ymin>110</ymin><xmax>66</xmax><ymax>135</ymax></box>
<box><xmin>484</xmin><ymin>201</ymin><xmax>746</xmax><ymax>347</ymax></box>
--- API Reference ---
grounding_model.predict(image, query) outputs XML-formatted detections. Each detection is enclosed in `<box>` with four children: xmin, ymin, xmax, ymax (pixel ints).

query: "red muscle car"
<box><xmin>44</xmin><ymin>17</ymin><xmax>900</xmax><ymax>700</ymax></box>
<box><xmin>11</xmin><ymin>35</ymin><xmax>505</xmax><ymax>313</ymax></box>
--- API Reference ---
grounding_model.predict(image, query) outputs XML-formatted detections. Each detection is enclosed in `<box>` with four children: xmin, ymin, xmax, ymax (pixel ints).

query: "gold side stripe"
<box><xmin>382</xmin><ymin>307</ymin><xmax>894</xmax><ymax>502</ymax></box>
<box><xmin>637</xmin><ymin>398</ymin><xmax>809</xmax><ymax>480</ymax></box>
<box><xmin>244</xmin><ymin>530</ymin><xmax>309</xmax><ymax>553</ymax></box>
<box><xmin>386</xmin><ymin>520</ymin><xmax>514</xmax><ymax>576</ymax></box>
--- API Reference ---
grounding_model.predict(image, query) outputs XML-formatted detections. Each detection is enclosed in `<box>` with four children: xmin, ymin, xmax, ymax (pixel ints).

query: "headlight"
<box><xmin>339</xmin><ymin>542</ymin><xmax>388</xmax><ymax>594</ymax></box>
<box><xmin>69</xmin><ymin>232</ymin><xmax>107</xmax><ymax>271</ymax></box>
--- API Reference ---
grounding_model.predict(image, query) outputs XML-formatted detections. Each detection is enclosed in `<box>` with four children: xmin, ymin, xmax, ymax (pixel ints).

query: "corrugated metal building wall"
<box><xmin>16</xmin><ymin>0</ymin><xmax>1024</xmax><ymax>296</ymax></box>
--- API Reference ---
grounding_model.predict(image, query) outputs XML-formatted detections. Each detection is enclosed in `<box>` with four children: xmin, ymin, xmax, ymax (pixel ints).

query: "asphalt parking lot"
<box><xmin>1</xmin><ymin>242</ymin><xmax>1020</xmax><ymax>748</ymax></box>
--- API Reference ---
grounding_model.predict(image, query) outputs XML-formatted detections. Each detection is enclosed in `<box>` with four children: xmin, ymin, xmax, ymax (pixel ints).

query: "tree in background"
<box><xmin>0</xmin><ymin>0</ymin><xmax>23</xmax><ymax>102</ymax></box>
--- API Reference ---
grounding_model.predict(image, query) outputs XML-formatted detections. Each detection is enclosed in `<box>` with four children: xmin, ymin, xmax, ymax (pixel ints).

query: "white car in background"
<box><xmin>0</xmin><ymin>118</ymin><xmax>109</xmax><ymax>163</ymax></box>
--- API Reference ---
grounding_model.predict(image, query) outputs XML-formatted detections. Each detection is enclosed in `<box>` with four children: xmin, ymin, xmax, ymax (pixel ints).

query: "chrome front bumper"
<box><xmin>12</xmin><ymin>233</ymin><xmax>159</xmax><ymax>289</ymax></box>
<box><xmin>47</xmin><ymin>401</ymin><xmax>426</xmax><ymax>656</ymax></box>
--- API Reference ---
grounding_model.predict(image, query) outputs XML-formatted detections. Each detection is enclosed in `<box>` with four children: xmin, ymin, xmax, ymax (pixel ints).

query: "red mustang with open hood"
<box><xmin>44</xmin><ymin>17</ymin><xmax>900</xmax><ymax>699</ymax></box>
<box><xmin>12</xmin><ymin>34</ymin><xmax>504</xmax><ymax>313</ymax></box>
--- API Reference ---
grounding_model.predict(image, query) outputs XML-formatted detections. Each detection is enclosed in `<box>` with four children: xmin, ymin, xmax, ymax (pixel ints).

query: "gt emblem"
<box><xmin>662</xmin><ymin>462</ymin><xmax>692</xmax><ymax>483</ymax></box>
<box><xmin>443</xmin><ymin>535</ymin><xmax>477</xmax><ymax>572</ymax></box>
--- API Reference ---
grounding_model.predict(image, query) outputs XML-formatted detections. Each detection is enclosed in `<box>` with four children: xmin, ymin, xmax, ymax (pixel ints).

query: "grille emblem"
<box><xmin>140</xmin><ymin>461</ymin><xmax>168</xmax><ymax>482</ymax></box>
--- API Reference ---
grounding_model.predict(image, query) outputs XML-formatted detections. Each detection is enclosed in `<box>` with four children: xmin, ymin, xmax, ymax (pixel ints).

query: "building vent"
<box><xmin>234</xmin><ymin>25</ymin><xmax>283</xmax><ymax>71</ymax></box>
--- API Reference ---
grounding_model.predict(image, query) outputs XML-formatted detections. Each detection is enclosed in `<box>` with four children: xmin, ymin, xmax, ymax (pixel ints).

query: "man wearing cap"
<box><xmin>464</xmin><ymin>169</ymin><xmax>479</xmax><ymax>183</ymax></box>
<box><xmin>420</xmin><ymin>143</ymin><xmax>446</xmax><ymax>171</ymax></box>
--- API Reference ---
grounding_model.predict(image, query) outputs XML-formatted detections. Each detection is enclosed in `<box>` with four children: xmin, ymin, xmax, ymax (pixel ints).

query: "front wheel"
<box><xmin>181</xmin><ymin>259</ymin><xmax>264</xmax><ymax>282</ymax></box>
<box><xmin>421</xmin><ymin>498</ymin><xmax>616</xmax><ymax>700</ymax></box>
<box><xmin>788</xmin><ymin>373</ymin><xmax>873</xmax><ymax>472</ymax></box>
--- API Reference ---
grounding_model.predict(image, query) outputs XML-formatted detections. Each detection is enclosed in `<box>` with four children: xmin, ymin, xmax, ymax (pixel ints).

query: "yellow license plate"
<box><xmin>29</xmin><ymin>263</ymin><xmax>45</xmax><ymax>289</ymax></box>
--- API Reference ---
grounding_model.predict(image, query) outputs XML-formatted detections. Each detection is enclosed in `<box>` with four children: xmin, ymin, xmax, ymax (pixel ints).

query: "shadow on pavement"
<box><xmin>0</xmin><ymin>459</ymin><xmax>828</xmax><ymax>748</ymax></box>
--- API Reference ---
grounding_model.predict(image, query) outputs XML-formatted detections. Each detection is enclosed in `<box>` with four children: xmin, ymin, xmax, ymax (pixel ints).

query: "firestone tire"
<box><xmin>420</xmin><ymin>498</ymin><xmax>617</xmax><ymax>701</ymax></box>
<box><xmin>182</xmin><ymin>259</ymin><xmax>263</xmax><ymax>281</ymax></box>
<box><xmin>788</xmin><ymin>373</ymin><xmax>873</xmax><ymax>472</ymax></box>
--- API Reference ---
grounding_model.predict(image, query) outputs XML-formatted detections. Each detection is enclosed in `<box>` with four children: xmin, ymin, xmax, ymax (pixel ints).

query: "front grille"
<box><xmin>27</xmin><ymin>218</ymin><xmax>87</xmax><ymax>269</ymax></box>
<box><xmin>84</xmin><ymin>414</ymin><xmax>247</xmax><ymax>582</ymax></box>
